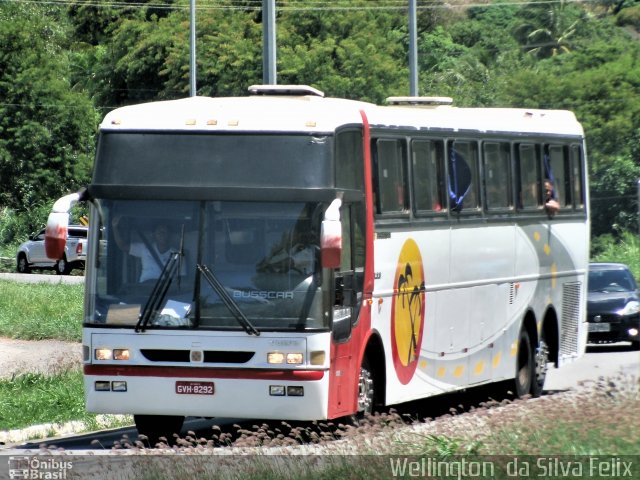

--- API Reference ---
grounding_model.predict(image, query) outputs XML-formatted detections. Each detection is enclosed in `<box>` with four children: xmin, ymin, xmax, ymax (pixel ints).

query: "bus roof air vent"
<box><xmin>248</xmin><ymin>85</ymin><xmax>325</xmax><ymax>98</ymax></box>
<box><xmin>386</xmin><ymin>96</ymin><xmax>453</xmax><ymax>107</ymax></box>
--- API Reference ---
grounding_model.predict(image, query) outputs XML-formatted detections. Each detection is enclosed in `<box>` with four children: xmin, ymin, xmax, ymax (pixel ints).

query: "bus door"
<box><xmin>329</xmin><ymin>202</ymin><xmax>365</xmax><ymax>416</ymax></box>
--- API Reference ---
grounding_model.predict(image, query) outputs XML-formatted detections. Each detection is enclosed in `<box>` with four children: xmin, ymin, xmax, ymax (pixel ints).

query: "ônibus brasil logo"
<box><xmin>8</xmin><ymin>456</ymin><xmax>72</xmax><ymax>479</ymax></box>
<box><xmin>390</xmin><ymin>238</ymin><xmax>425</xmax><ymax>385</ymax></box>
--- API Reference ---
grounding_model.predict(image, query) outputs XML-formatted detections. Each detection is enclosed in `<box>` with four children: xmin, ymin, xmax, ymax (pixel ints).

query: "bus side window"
<box><xmin>372</xmin><ymin>139</ymin><xmax>408</xmax><ymax>215</ymax></box>
<box><xmin>412</xmin><ymin>139</ymin><xmax>445</xmax><ymax>213</ymax></box>
<box><xmin>335</xmin><ymin>129</ymin><xmax>364</xmax><ymax>191</ymax></box>
<box><xmin>545</xmin><ymin>145</ymin><xmax>571</xmax><ymax>208</ymax></box>
<box><xmin>448</xmin><ymin>140</ymin><xmax>479</xmax><ymax>212</ymax></box>
<box><xmin>516</xmin><ymin>143</ymin><xmax>541</xmax><ymax>210</ymax></box>
<box><xmin>570</xmin><ymin>145</ymin><xmax>584</xmax><ymax>209</ymax></box>
<box><xmin>483</xmin><ymin>142</ymin><xmax>512</xmax><ymax>210</ymax></box>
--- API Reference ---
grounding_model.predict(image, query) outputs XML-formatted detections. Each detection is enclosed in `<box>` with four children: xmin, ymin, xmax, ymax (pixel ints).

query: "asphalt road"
<box><xmin>545</xmin><ymin>342</ymin><xmax>639</xmax><ymax>391</ymax></box>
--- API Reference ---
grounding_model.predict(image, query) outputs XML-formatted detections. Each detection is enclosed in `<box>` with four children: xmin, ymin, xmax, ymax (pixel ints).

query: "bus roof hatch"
<box><xmin>386</xmin><ymin>96</ymin><xmax>453</xmax><ymax>106</ymax></box>
<box><xmin>248</xmin><ymin>84</ymin><xmax>325</xmax><ymax>98</ymax></box>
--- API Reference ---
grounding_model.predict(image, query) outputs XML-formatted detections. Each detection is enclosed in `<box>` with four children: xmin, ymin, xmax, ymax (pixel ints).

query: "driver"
<box><xmin>112</xmin><ymin>216</ymin><xmax>184</xmax><ymax>282</ymax></box>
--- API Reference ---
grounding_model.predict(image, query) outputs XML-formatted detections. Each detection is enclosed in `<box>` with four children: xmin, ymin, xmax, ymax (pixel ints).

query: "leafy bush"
<box><xmin>617</xmin><ymin>6</ymin><xmax>640</xmax><ymax>30</ymax></box>
<box><xmin>591</xmin><ymin>230</ymin><xmax>640</xmax><ymax>279</ymax></box>
<box><xmin>0</xmin><ymin>204</ymin><xmax>53</xmax><ymax>246</ymax></box>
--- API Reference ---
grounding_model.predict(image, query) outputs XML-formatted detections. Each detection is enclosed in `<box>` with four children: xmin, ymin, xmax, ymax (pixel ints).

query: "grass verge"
<box><xmin>0</xmin><ymin>280</ymin><xmax>82</xmax><ymax>341</ymax></box>
<box><xmin>0</xmin><ymin>369</ymin><xmax>131</xmax><ymax>434</ymax></box>
<box><xmin>0</xmin><ymin>370</ymin><xmax>87</xmax><ymax>430</ymax></box>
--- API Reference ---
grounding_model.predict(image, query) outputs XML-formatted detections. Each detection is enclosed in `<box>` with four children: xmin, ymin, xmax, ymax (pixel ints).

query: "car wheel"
<box><xmin>55</xmin><ymin>256</ymin><xmax>71</xmax><ymax>275</ymax></box>
<box><xmin>17</xmin><ymin>253</ymin><xmax>31</xmax><ymax>274</ymax></box>
<box><xmin>511</xmin><ymin>327</ymin><xmax>534</xmax><ymax>398</ymax></box>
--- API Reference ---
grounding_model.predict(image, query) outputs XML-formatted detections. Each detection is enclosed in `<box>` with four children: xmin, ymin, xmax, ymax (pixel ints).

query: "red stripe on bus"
<box><xmin>359</xmin><ymin>109</ymin><xmax>375</xmax><ymax>297</ymax></box>
<box><xmin>84</xmin><ymin>365</ymin><xmax>325</xmax><ymax>381</ymax></box>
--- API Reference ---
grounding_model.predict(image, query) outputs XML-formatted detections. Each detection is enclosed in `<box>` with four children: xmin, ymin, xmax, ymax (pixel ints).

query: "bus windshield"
<box><xmin>89</xmin><ymin>199</ymin><xmax>326</xmax><ymax>331</ymax></box>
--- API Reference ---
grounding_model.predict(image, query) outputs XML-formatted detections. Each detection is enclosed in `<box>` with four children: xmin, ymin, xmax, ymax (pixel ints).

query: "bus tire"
<box><xmin>134</xmin><ymin>414</ymin><xmax>184</xmax><ymax>447</ymax></box>
<box><xmin>357</xmin><ymin>356</ymin><xmax>375</xmax><ymax>416</ymax></box>
<box><xmin>512</xmin><ymin>327</ymin><xmax>534</xmax><ymax>398</ymax></box>
<box><xmin>531</xmin><ymin>333</ymin><xmax>549</xmax><ymax>397</ymax></box>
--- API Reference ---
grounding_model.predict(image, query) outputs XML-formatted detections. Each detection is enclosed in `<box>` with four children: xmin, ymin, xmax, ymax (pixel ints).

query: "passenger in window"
<box><xmin>544</xmin><ymin>179</ymin><xmax>560</xmax><ymax>216</ymax></box>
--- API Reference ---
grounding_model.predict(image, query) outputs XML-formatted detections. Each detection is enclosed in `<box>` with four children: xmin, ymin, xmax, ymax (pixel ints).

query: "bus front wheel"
<box><xmin>357</xmin><ymin>357</ymin><xmax>375</xmax><ymax>416</ymax></box>
<box><xmin>134</xmin><ymin>414</ymin><xmax>185</xmax><ymax>447</ymax></box>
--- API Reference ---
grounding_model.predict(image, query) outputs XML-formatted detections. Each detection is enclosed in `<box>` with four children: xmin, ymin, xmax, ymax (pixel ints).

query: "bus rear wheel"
<box><xmin>134</xmin><ymin>414</ymin><xmax>185</xmax><ymax>447</ymax></box>
<box><xmin>531</xmin><ymin>334</ymin><xmax>550</xmax><ymax>397</ymax></box>
<box><xmin>512</xmin><ymin>327</ymin><xmax>534</xmax><ymax>398</ymax></box>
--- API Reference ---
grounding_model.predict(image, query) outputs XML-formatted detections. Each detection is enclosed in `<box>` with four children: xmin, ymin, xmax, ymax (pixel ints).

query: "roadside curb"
<box><xmin>0</xmin><ymin>272</ymin><xmax>84</xmax><ymax>284</ymax></box>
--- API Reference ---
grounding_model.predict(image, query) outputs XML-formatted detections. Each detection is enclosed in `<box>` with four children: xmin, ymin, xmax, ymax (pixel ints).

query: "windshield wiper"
<box><xmin>136</xmin><ymin>251</ymin><xmax>181</xmax><ymax>333</ymax></box>
<box><xmin>197</xmin><ymin>264</ymin><xmax>260</xmax><ymax>336</ymax></box>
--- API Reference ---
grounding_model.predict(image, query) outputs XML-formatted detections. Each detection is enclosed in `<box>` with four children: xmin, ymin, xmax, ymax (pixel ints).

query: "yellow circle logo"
<box><xmin>391</xmin><ymin>238</ymin><xmax>425</xmax><ymax>384</ymax></box>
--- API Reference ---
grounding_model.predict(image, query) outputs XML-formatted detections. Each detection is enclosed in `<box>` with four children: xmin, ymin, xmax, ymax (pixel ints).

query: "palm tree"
<box><xmin>514</xmin><ymin>0</ymin><xmax>581</xmax><ymax>59</ymax></box>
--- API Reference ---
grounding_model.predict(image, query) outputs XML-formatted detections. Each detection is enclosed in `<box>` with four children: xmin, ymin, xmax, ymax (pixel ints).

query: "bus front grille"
<box><xmin>141</xmin><ymin>349</ymin><xmax>255</xmax><ymax>363</ymax></box>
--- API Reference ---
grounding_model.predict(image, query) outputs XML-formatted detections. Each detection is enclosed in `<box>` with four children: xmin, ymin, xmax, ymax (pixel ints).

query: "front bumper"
<box><xmin>587</xmin><ymin>313</ymin><xmax>640</xmax><ymax>344</ymax></box>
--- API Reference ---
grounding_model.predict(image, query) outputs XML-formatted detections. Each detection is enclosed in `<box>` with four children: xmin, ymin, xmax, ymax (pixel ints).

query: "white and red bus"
<box><xmin>46</xmin><ymin>85</ymin><xmax>589</xmax><ymax>440</ymax></box>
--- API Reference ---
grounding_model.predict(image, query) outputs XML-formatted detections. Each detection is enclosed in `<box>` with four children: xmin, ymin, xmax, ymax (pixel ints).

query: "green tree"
<box><xmin>590</xmin><ymin>156</ymin><xmax>640</xmax><ymax>237</ymax></box>
<box><xmin>277</xmin><ymin>1</ymin><xmax>409</xmax><ymax>102</ymax></box>
<box><xmin>0</xmin><ymin>2</ymin><xmax>96</xmax><ymax>211</ymax></box>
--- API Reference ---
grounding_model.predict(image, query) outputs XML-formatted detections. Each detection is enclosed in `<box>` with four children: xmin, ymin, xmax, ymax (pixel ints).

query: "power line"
<box><xmin>2</xmin><ymin>0</ymin><xmax>600</xmax><ymax>12</ymax></box>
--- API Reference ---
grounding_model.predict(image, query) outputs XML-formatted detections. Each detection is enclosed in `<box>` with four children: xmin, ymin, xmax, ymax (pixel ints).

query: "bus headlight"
<box><xmin>267</xmin><ymin>352</ymin><xmax>285</xmax><ymax>364</ymax></box>
<box><xmin>269</xmin><ymin>385</ymin><xmax>286</xmax><ymax>396</ymax></box>
<box><xmin>95</xmin><ymin>348</ymin><xmax>130</xmax><ymax>360</ymax></box>
<box><xmin>95</xmin><ymin>348</ymin><xmax>112</xmax><ymax>360</ymax></box>
<box><xmin>267</xmin><ymin>352</ymin><xmax>304</xmax><ymax>364</ymax></box>
<box><xmin>111</xmin><ymin>381</ymin><xmax>128</xmax><ymax>392</ymax></box>
<box><xmin>113</xmin><ymin>349</ymin><xmax>130</xmax><ymax>361</ymax></box>
<box><xmin>286</xmin><ymin>353</ymin><xmax>303</xmax><ymax>364</ymax></box>
<box><xmin>95</xmin><ymin>381</ymin><xmax>111</xmax><ymax>391</ymax></box>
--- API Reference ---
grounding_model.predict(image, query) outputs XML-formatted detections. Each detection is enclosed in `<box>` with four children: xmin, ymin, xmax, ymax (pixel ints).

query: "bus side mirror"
<box><xmin>44</xmin><ymin>190</ymin><xmax>85</xmax><ymax>260</ymax></box>
<box><xmin>320</xmin><ymin>198</ymin><xmax>342</xmax><ymax>269</ymax></box>
<box><xmin>45</xmin><ymin>212</ymin><xmax>69</xmax><ymax>260</ymax></box>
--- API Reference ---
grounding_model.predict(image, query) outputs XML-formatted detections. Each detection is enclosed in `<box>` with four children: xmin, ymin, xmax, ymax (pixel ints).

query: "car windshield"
<box><xmin>87</xmin><ymin>199</ymin><xmax>326</xmax><ymax>332</ymax></box>
<box><xmin>588</xmin><ymin>268</ymin><xmax>636</xmax><ymax>293</ymax></box>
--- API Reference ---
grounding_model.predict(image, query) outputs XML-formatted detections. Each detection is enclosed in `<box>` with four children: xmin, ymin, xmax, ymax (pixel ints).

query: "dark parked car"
<box><xmin>587</xmin><ymin>263</ymin><xmax>640</xmax><ymax>349</ymax></box>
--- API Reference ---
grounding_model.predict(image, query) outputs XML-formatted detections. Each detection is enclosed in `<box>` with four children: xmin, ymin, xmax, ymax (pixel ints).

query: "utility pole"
<box><xmin>408</xmin><ymin>0</ymin><xmax>418</xmax><ymax>96</ymax></box>
<box><xmin>263</xmin><ymin>0</ymin><xmax>277</xmax><ymax>84</ymax></box>
<box><xmin>189</xmin><ymin>0</ymin><xmax>197</xmax><ymax>96</ymax></box>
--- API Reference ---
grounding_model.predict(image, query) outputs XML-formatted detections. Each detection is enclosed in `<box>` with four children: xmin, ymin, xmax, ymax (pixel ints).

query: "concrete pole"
<box><xmin>409</xmin><ymin>0</ymin><xmax>418</xmax><ymax>96</ymax></box>
<box><xmin>263</xmin><ymin>0</ymin><xmax>277</xmax><ymax>84</ymax></box>
<box><xmin>190</xmin><ymin>0</ymin><xmax>197</xmax><ymax>96</ymax></box>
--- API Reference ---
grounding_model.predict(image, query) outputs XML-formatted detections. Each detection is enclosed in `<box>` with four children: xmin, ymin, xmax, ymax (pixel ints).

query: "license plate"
<box><xmin>175</xmin><ymin>381</ymin><xmax>214</xmax><ymax>395</ymax></box>
<box><xmin>589</xmin><ymin>322</ymin><xmax>610</xmax><ymax>332</ymax></box>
